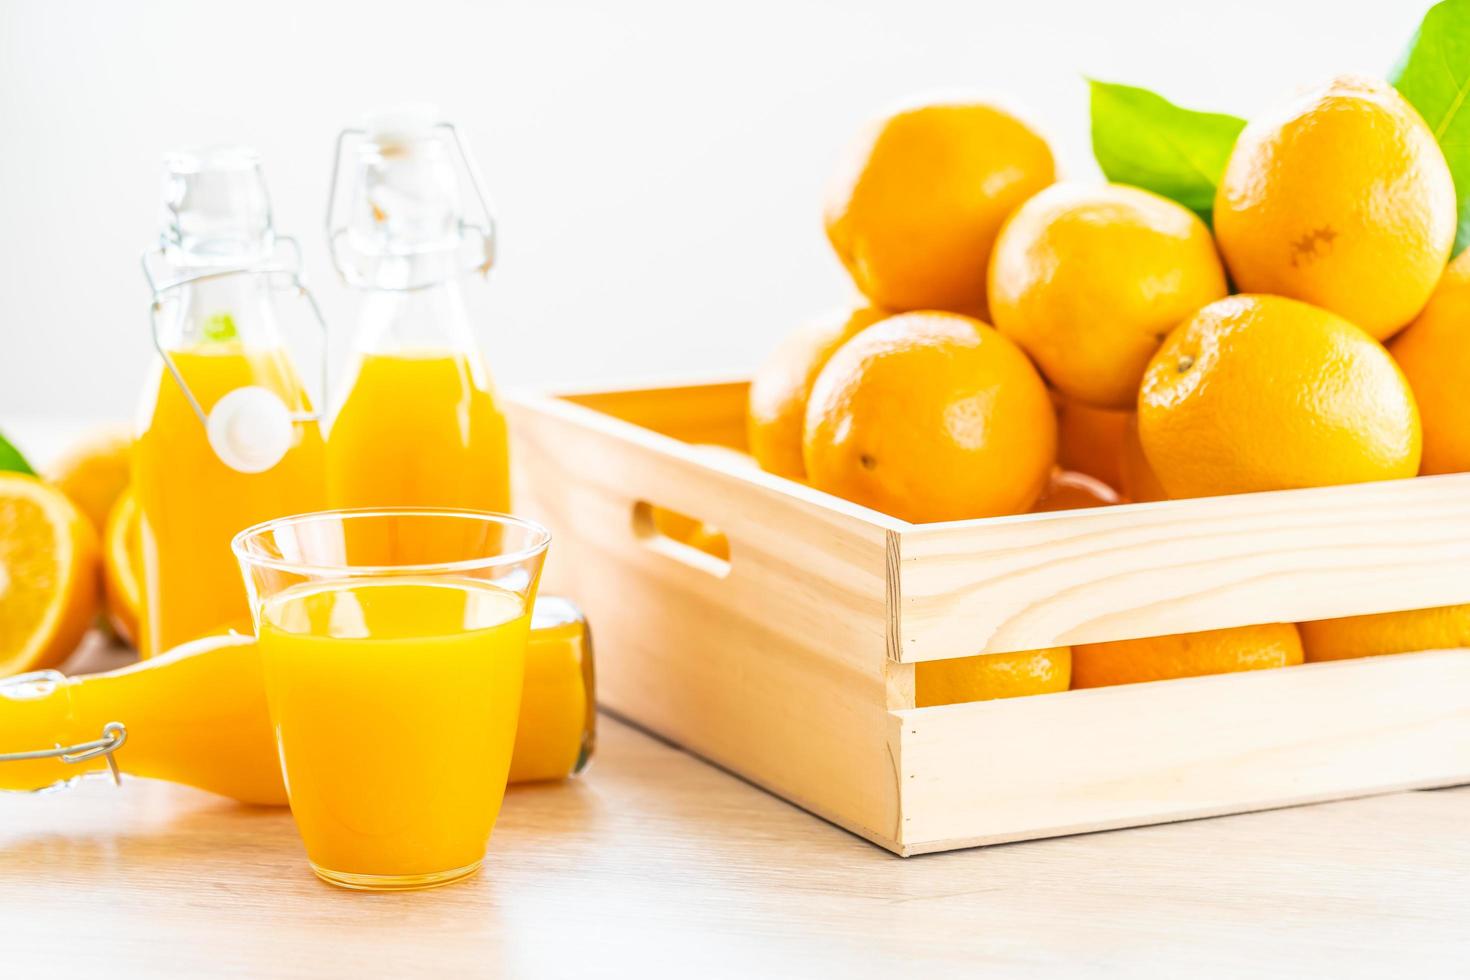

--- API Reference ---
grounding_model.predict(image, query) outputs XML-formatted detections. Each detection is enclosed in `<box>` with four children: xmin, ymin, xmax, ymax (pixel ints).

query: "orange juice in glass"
<box><xmin>234</xmin><ymin>509</ymin><xmax>549</xmax><ymax>891</ymax></box>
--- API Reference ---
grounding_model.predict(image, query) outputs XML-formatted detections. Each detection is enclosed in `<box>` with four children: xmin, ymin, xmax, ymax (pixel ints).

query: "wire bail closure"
<box><xmin>140</xmin><ymin>235</ymin><xmax>330</xmax><ymax>434</ymax></box>
<box><xmin>325</xmin><ymin>121</ymin><xmax>498</xmax><ymax>289</ymax></box>
<box><xmin>0</xmin><ymin>672</ymin><xmax>128</xmax><ymax>787</ymax></box>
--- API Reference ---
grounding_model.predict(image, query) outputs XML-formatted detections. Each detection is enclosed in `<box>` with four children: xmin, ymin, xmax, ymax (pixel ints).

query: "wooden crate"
<box><xmin>505</xmin><ymin>379</ymin><xmax>1470</xmax><ymax>856</ymax></box>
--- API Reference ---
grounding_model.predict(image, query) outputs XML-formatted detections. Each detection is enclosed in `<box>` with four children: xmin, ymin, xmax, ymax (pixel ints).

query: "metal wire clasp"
<box><xmin>0</xmin><ymin>672</ymin><xmax>129</xmax><ymax>787</ymax></box>
<box><xmin>139</xmin><ymin>235</ymin><xmax>330</xmax><ymax>431</ymax></box>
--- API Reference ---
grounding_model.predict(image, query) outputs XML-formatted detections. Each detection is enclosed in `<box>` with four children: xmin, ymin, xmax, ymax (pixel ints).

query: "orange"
<box><xmin>1118</xmin><ymin>415</ymin><xmax>1167</xmax><ymax>503</ymax></box>
<box><xmin>0</xmin><ymin>473</ymin><xmax>99</xmax><ymax>676</ymax></box>
<box><xmin>989</xmin><ymin>183</ymin><xmax>1227</xmax><ymax>409</ymax></box>
<box><xmin>1138</xmin><ymin>295</ymin><xmax>1420</xmax><ymax>498</ymax></box>
<box><xmin>102</xmin><ymin>488</ymin><xmax>144</xmax><ymax>647</ymax></box>
<box><xmin>1072</xmin><ymin>623</ymin><xmax>1303</xmax><ymax>689</ymax></box>
<box><xmin>803</xmin><ymin>312</ymin><xmax>1055</xmax><ymax>523</ymax></box>
<box><xmin>1299</xmin><ymin>605</ymin><xmax>1470</xmax><ymax>662</ymax></box>
<box><xmin>824</xmin><ymin>101</ymin><xmax>1054</xmax><ymax>316</ymax></box>
<box><xmin>649</xmin><ymin>505</ymin><xmax>730</xmax><ymax>562</ymax></box>
<box><xmin>43</xmin><ymin>424</ymin><xmax>132</xmax><ymax>535</ymax></box>
<box><xmin>747</xmin><ymin>306</ymin><xmax>888</xmax><ymax>478</ymax></box>
<box><xmin>916</xmin><ymin>647</ymin><xmax>1070</xmax><ymax>707</ymax></box>
<box><xmin>1388</xmin><ymin>249</ymin><xmax>1470</xmax><ymax>475</ymax></box>
<box><xmin>1031</xmin><ymin>469</ymin><xmax>1120</xmax><ymax>513</ymax></box>
<box><xmin>1054</xmin><ymin>395</ymin><xmax>1128</xmax><ymax>492</ymax></box>
<box><xmin>1214</xmin><ymin>75</ymin><xmax>1455</xmax><ymax>341</ymax></box>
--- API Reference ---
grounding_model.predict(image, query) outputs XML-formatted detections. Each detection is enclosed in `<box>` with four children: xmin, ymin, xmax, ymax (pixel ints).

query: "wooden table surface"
<box><xmin>0</xmin><ymin>643</ymin><xmax>1465</xmax><ymax>978</ymax></box>
<box><xmin>3</xmin><ymin>423</ymin><xmax>1469</xmax><ymax>976</ymax></box>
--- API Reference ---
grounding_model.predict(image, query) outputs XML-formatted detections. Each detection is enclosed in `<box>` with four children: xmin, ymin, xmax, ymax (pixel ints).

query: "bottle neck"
<box><xmin>350</xmin><ymin>278</ymin><xmax>478</xmax><ymax>356</ymax></box>
<box><xmin>156</xmin><ymin>270</ymin><xmax>284</xmax><ymax>351</ymax></box>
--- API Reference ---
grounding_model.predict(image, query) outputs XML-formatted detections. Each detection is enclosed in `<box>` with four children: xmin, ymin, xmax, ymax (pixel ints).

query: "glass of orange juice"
<box><xmin>233</xmin><ymin>508</ymin><xmax>550</xmax><ymax>891</ymax></box>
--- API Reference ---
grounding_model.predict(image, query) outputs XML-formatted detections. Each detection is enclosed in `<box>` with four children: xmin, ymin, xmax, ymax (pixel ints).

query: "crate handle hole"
<box><xmin>631</xmin><ymin>501</ymin><xmax>731</xmax><ymax>578</ymax></box>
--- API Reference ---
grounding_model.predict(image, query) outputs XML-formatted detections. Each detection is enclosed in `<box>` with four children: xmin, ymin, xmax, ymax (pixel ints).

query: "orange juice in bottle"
<box><xmin>0</xmin><ymin>634</ymin><xmax>285</xmax><ymax>805</ymax></box>
<box><xmin>324</xmin><ymin>111</ymin><xmax>509</xmax><ymax>512</ymax></box>
<box><xmin>135</xmin><ymin>148</ymin><xmax>326</xmax><ymax>656</ymax></box>
<box><xmin>512</xmin><ymin>596</ymin><xmax>596</xmax><ymax>783</ymax></box>
<box><xmin>0</xmin><ymin>596</ymin><xmax>591</xmax><ymax>802</ymax></box>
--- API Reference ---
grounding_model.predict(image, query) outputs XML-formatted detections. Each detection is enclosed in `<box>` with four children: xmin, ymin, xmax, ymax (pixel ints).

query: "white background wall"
<box><xmin>0</xmin><ymin>0</ymin><xmax>1425</xmax><ymax>423</ymax></box>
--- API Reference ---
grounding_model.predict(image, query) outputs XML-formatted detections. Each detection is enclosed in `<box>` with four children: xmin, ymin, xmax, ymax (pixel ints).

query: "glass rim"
<box><xmin>231</xmin><ymin>507</ymin><xmax>551</xmax><ymax>578</ymax></box>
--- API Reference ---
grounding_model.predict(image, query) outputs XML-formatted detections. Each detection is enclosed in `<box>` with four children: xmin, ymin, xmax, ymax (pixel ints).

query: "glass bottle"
<box><xmin>323</xmin><ymin>111</ymin><xmax>510</xmax><ymax>514</ymax></box>
<box><xmin>0</xmin><ymin>599</ymin><xmax>594</xmax><ymax>799</ymax></box>
<box><xmin>134</xmin><ymin>148</ymin><xmax>327</xmax><ymax>656</ymax></box>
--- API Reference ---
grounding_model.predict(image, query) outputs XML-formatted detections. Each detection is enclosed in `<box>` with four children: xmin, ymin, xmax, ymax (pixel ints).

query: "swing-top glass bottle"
<box><xmin>323</xmin><ymin>110</ymin><xmax>510</xmax><ymax>515</ymax></box>
<box><xmin>134</xmin><ymin>147</ymin><xmax>326</xmax><ymax>656</ymax></box>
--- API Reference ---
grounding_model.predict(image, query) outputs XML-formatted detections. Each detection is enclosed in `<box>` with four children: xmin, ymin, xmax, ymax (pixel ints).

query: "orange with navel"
<box><xmin>803</xmin><ymin>312</ymin><xmax>1055</xmax><ymax>523</ymax></box>
<box><xmin>1072</xmin><ymin>623</ymin><xmax>1303</xmax><ymax>689</ymax></box>
<box><xmin>989</xmin><ymin>182</ymin><xmax>1227</xmax><ymax>409</ymax></box>
<box><xmin>1138</xmin><ymin>295</ymin><xmax>1420</xmax><ymax>498</ymax></box>
<box><xmin>824</xmin><ymin>101</ymin><xmax>1055</xmax><ymax>316</ymax></box>
<box><xmin>1214</xmin><ymin>75</ymin><xmax>1455</xmax><ymax>340</ymax></box>
<box><xmin>916</xmin><ymin>647</ymin><xmax>1070</xmax><ymax>707</ymax></box>
<box><xmin>747</xmin><ymin>306</ymin><xmax>888</xmax><ymax>479</ymax></box>
<box><xmin>1388</xmin><ymin>249</ymin><xmax>1470</xmax><ymax>475</ymax></box>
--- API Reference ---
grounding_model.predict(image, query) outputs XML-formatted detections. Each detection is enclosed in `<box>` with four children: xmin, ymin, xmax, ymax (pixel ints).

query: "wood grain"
<box><xmin>898</xmin><ymin>473</ymin><xmax>1470</xmax><ymax>660</ymax></box>
<box><xmin>507</xmin><ymin>391</ymin><xmax>902</xmax><ymax>847</ymax></box>
<box><xmin>507</xmin><ymin>381</ymin><xmax>1470</xmax><ymax>857</ymax></box>
<box><xmin>893</xmin><ymin>648</ymin><xmax>1470</xmax><ymax>854</ymax></box>
<box><xmin>3</xmin><ymin>713</ymin><xmax>1469</xmax><ymax>977</ymax></box>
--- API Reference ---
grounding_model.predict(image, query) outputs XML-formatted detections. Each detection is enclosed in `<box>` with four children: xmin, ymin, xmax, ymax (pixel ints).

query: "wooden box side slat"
<box><xmin>896</xmin><ymin>474</ymin><xmax>1470</xmax><ymax>660</ymax></box>
<box><xmin>560</xmin><ymin>378</ymin><xmax>752</xmax><ymax>450</ymax></box>
<box><xmin>506</xmin><ymin>392</ymin><xmax>905</xmax><ymax>844</ymax></box>
<box><xmin>890</xmin><ymin>649</ymin><xmax>1470</xmax><ymax>855</ymax></box>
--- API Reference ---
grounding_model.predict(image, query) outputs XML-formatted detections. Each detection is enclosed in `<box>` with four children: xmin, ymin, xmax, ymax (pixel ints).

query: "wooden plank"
<box><xmin>506</xmin><ymin>391</ymin><xmax>904</xmax><ymax>845</ymax></box>
<box><xmin>891</xmin><ymin>649</ymin><xmax>1470</xmax><ymax>855</ymax></box>
<box><xmin>897</xmin><ymin>474</ymin><xmax>1470</xmax><ymax>660</ymax></box>
<box><xmin>6</xmin><ymin>715</ymin><xmax>1470</xmax><ymax>976</ymax></box>
<box><xmin>560</xmin><ymin>378</ymin><xmax>751</xmax><ymax>449</ymax></box>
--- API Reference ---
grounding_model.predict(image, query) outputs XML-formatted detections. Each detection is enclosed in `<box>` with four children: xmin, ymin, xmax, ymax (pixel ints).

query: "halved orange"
<box><xmin>0</xmin><ymin>473</ymin><xmax>99</xmax><ymax>675</ymax></box>
<box><xmin>102</xmin><ymin>489</ymin><xmax>144</xmax><ymax>648</ymax></box>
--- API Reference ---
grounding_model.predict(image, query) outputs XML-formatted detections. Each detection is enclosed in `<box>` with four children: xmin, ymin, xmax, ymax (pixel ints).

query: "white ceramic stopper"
<box><xmin>206</xmin><ymin>386</ymin><xmax>294</xmax><ymax>473</ymax></box>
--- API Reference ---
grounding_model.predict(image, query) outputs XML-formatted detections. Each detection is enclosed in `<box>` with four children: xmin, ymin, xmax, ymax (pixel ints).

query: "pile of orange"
<box><xmin>743</xmin><ymin>78</ymin><xmax>1470</xmax><ymax>705</ymax></box>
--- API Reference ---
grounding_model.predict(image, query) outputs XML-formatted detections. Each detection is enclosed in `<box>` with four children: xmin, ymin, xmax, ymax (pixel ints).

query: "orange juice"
<box><xmin>511</xmin><ymin>597</ymin><xmax>596</xmax><ymax>783</ymax></box>
<box><xmin>135</xmin><ymin>343</ymin><xmax>325</xmax><ymax>656</ymax></box>
<box><xmin>0</xmin><ymin>634</ymin><xmax>285</xmax><ymax>804</ymax></box>
<box><xmin>325</xmin><ymin>350</ymin><xmax>509</xmax><ymax>511</ymax></box>
<box><xmin>2</xmin><ymin>597</ymin><xmax>589</xmax><ymax>802</ymax></box>
<box><xmin>258</xmin><ymin>577</ymin><xmax>528</xmax><ymax>889</ymax></box>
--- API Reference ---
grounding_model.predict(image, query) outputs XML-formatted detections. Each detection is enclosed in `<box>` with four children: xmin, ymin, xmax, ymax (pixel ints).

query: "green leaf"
<box><xmin>1391</xmin><ymin>0</ymin><xmax>1470</xmax><ymax>255</ymax></box>
<box><xmin>1088</xmin><ymin>80</ymin><xmax>1246</xmax><ymax>223</ymax></box>
<box><xmin>203</xmin><ymin>312</ymin><xmax>238</xmax><ymax>343</ymax></box>
<box><xmin>0</xmin><ymin>430</ymin><xmax>35</xmax><ymax>475</ymax></box>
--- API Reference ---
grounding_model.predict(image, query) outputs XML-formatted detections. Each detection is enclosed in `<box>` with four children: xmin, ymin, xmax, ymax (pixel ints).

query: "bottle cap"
<box><xmin>206</xmin><ymin>386</ymin><xmax>295</xmax><ymax>474</ymax></box>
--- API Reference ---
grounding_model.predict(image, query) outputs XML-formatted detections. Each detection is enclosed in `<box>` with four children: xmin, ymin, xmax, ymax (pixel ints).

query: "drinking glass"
<box><xmin>233</xmin><ymin>508</ymin><xmax>549</xmax><ymax>891</ymax></box>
